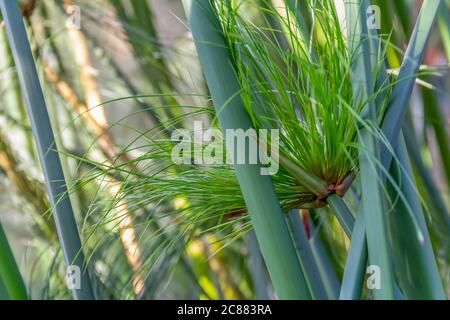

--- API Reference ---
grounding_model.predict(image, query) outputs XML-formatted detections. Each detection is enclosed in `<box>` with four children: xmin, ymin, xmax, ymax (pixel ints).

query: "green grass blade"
<box><xmin>387</xmin><ymin>136</ymin><xmax>446</xmax><ymax>299</ymax></box>
<box><xmin>0</xmin><ymin>223</ymin><xmax>27</xmax><ymax>299</ymax></box>
<box><xmin>403</xmin><ymin>126</ymin><xmax>450</xmax><ymax>232</ymax></box>
<box><xmin>344</xmin><ymin>0</ymin><xmax>394</xmax><ymax>299</ymax></box>
<box><xmin>0</xmin><ymin>0</ymin><xmax>94</xmax><ymax>300</ymax></box>
<box><xmin>260</xmin><ymin>0</ymin><xmax>290</xmax><ymax>50</ymax></box>
<box><xmin>366</xmin><ymin>0</ymin><xmax>445</xmax><ymax>299</ymax></box>
<box><xmin>339</xmin><ymin>210</ymin><xmax>366</xmax><ymax>300</ymax></box>
<box><xmin>309</xmin><ymin>220</ymin><xmax>340</xmax><ymax>300</ymax></box>
<box><xmin>381</xmin><ymin>0</ymin><xmax>441</xmax><ymax>158</ymax></box>
<box><xmin>358</xmin><ymin>132</ymin><xmax>395</xmax><ymax>300</ymax></box>
<box><xmin>339</xmin><ymin>212</ymin><xmax>406</xmax><ymax>300</ymax></box>
<box><xmin>186</xmin><ymin>0</ymin><xmax>310</xmax><ymax>299</ymax></box>
<box><xmin>247</xmin><ymin>232</ymin><xmax>273</xmax><ymax>299</ymax></box>
<box><xmin>287</xmin><ymin>210</ymin><xmax>327</xmax><ymax>299</ymax></box>
<box><xmin>369</xmin><ymin>0</ymin><xmax>446</xmax><ymax>298</ymax></box>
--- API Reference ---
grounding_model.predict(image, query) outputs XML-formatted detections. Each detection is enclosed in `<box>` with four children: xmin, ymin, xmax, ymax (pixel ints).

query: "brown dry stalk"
<box><xmin>21</xmin><ymin>0</ymin><xmax>37</xmax><ymax>19</ymax></box>
<box><xmin>55</xmin><ymin>0</ymin><xmax>145</xmax><ymax>297</ymax></box>
<box><xmin>63</xmin><ymin>1</ymin><xmax>107</xmax><ymax>131</ymax></box>
<box><xmin>0</xmin><ymin>0</ymin><xmax>36</xmax><ymax>26</ymax></box>
<box><xmin>110</xmin><ymin>181</ymin><xmax>145</xmax><ymax>295</ymax></box>
<box><xmin>43</xmin><ymin>65</ymin><xmax>121</xmax><ymax>162</ymax></box>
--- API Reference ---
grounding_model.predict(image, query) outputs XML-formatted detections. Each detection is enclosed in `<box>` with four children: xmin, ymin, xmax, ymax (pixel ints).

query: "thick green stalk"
<box><xmin>0</xmin><ymin>21</ymin><xmax>35</xmax><ymax>159</ymax></box>
<box><xmin>0</xmin><ymin>223</ymin><xmax>27</xmax><ymax>299</ymax></box>
<box><xmin>262</xmin><ymin>2</ymin><xmax>333</xmax><ymax>298</ymax></box>
<box><xmin>286</xmin><ymin>211</ymin><xmax>327</xmax><ymax>299</ymax></box>
<box><xmin>345</xmin><ymin>0</ymin><xmax>394</xmax><ymax>299</ymax></box>
<box><xmin>185</xmin><ymin>0</ymin><xmax>310</xmax><ymax>299</ymax></box>
<box><xmin>277</xmin><ymin>152</ymin><xmax>330</xmax><ymax>197</ymax></box>
<box><xmin>327</xmin><ymin>194</ymin><xmax>354</xmax><ymax>237</ymax></box>
<box><xmin>0</xmin><ymin>0</ymin><xmax>94</xmax><ymax>299</ymax></box>
<box><xmin>362</xmin><ymin>0</ymin><xmax>389</xmax><ymax>115</ymax></box>
<box><xmin>339</xmin><ymin>208</ymin><xmax>406</xmax><ymax>300</ymax></box>
<box><xmin>308</xmin><ymin>221</ymin><xmax>340</xmax><ymax>300</ymax></box>
<box><xmin>357</xmin><ymin>132</ymin><xmax>394</xmax><ymax>300</ymax></box>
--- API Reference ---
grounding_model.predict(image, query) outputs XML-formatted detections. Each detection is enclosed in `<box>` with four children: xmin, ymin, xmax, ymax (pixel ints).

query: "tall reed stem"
<box><xmin>185</xmin><ymin>0</ymin><xmax>310</xmax><ymax>299</ymax></box>
<box><xmin>0</xmin><ymin>0</ymin><xmax>94</xmax><ymax>299</ymax></box>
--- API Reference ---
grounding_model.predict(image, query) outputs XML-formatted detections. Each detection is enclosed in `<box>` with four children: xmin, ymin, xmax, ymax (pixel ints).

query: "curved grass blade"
<box><xmin>185</xmin><ymin>0</ymin><xmax>311</xmax><ymax>299</ymax></box>
<box><xmin>341</xmin><ymin>0</ymin><xmax>445</xmax><ymax>299</ymax></box>
<box><xmin>344</xmin><ymin>0</ymin><xmax>394</xmax><ymax>299</ymax></box>
<box><xmin>0</xmin><ymin>0</ymin><xmax>94</xmax><ymax>299</ymax></box>
<box><xmin>373</xmin><ymin>0</ymin><xmax>446</xmax><ymax>299</ymax></box>
<box><xmin>339</xmin><ymin>210</ymin><xmax>366</xmax><ymax>300</ymax></box>
<box><xmin>403</xmin><ymin>126</ymin><xmax>450</xmax><ymax>232</ymax></box>
<box><xmin>381</xmin><ymin>0</ymin><xmax>442</xmax><ymax>161</ymax></box>
<box><xmin>387</xmin><ymin>136</ymin><xmax>446</xmax><ymax>299</ymax></box>
<box><xmin>0</xmin><ymin>223</ymin><xmax>27</xmax><ymax>300</ymax></box>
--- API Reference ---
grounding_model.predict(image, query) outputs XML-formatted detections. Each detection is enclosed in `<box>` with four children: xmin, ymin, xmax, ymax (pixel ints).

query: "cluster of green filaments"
<box><xmin>82</xmin><ymin>0</ymin><xmax>363</xmax><ymax>256</ymax></box>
